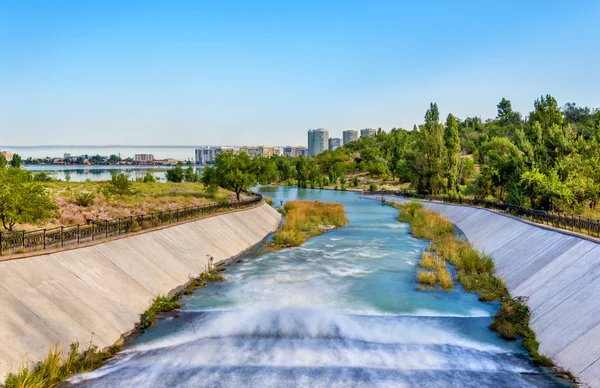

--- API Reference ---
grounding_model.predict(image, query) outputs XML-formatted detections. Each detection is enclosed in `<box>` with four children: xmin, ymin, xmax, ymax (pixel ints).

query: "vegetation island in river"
<box><xmin>268</xmin><ymin>200</ymin><xmax>348</xmax><ymax>250</ymax></box>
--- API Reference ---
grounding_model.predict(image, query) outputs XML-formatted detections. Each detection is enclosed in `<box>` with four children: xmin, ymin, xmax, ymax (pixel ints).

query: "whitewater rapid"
<box><xmin>67</xmin><ymin>187</ymin><xmax>563</xmax><ymax>387</ymax></box>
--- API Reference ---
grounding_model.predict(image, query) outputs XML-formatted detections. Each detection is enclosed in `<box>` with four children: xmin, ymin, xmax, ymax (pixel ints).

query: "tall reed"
<box><xmin>270</xmin><ymin>200</ymin><xmax>348</xmax><ymax>249</ymax></box>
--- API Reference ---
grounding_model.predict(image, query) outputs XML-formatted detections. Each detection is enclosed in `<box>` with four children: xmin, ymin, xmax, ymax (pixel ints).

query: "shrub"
<box><xmin>107</xmin><ymin>172</ymin><xmax>134</xmax><ymax>195</ymax></box>
<box><xmin>143</xmin><ymin>172</ymin><xmax>156</xmax><ymax>183</ymax></box>
<box><xmin>33</xmin><ymin>172</ymin><xmax>53</xmax><ymax>182</ymax></box>
<box><xmin>369</xmin><ymin>183</ymin><xmax>378</xmax><ymax>193</ymax></box>
<box><xmin>74</xmin><ymin>192</ymin><xmax>95</xmax><ymax>207</ymax></box>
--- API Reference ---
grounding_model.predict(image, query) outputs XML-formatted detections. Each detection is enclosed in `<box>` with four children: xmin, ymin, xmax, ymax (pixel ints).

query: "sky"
<box><xmin>1</xmin><ymin>0</ymin><xmax>599</xmax><ymax>147</ymax></box>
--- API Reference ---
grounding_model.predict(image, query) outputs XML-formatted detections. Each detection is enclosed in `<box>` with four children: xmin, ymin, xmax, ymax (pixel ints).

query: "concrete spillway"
<box><xmin>379</xmin><ymin>196</ymin><xmax>600</xmax><ymax>388</ymax></box>
<box><xmin>0</xmin><ymin>203</ymin><xmax>282</xmax><ymax>380</ymax></box>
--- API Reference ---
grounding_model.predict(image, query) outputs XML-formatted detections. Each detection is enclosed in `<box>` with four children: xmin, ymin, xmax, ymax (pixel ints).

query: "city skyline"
<box><xmin>2</xmin><ymin>1</ymin><xmax>599</xmax><ymax>146</ymax></box>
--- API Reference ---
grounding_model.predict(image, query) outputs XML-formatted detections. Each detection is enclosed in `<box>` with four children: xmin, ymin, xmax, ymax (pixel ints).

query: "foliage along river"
<box><xmin>68</xmin><ymin>187</ymin><xmax>564</xmax><ymax>388</ymax></box>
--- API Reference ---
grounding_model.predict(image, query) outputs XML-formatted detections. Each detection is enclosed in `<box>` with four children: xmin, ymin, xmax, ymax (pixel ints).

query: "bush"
<box><xmin>143</xmin><ymin>172</ymin><xmax>156</xmax><ymax>183</ymax></box>
<box><xmin>369</xmin><ymin>183</ymin><xmax>378</xmax><ymax>193</ymax></box>
<box><xmin>74</xmin><ymin>192</ymin><xmax>95</xmax><ymax>207</ymax></box>
<box><xmin>107</xmin><ymin>172</ymin><xmax>134</xmax><ymax>195</ymax></box>
<box><xmin>33</xmin><ymin>172</ymin><xmax>53</xmax><ymax>182</ymax></box>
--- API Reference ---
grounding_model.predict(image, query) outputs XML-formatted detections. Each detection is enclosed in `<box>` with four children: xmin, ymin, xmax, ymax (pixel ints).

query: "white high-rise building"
<box><xmin>328</xmin><ymin>137</ymin><xmax>341</xmax><ymax>151</ymax></box>
<box><xmin>308</xmin><ymin>128</ymin><xmax>329</xmax><ymax>156</ymax></box>
<box><xmin>343</xmin><ymin>130</ymin><xmax>359</xmax><ymax>145</ymax></box>
<box><xmin>195</xmin><ymin>147</ymin><xmax>222</xmax><ymax>164</ymax></box>
<box><xmin>360</xmin><ymin>128</ymin><xmax>377</xmax><ymax>138</ymax></box>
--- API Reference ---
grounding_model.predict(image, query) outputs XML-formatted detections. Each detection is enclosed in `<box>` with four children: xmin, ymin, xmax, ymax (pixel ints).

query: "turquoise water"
<box><xmin>69</xmin><ymin>187</ymin><xmax>562</xmax><ymax>387</ymax></box>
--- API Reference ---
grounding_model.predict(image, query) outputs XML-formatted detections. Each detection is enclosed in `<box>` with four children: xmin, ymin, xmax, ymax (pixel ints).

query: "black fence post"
<box><xmin>43</xmin><ymin>229</ymin><xmax>46</xmax><ymax>250</ymax></box>
<box><xmin>60</xmin><ymin>226</ymin><xmax>64</xmax><ymax>247</ymax></box>
<box><xmin>0</xmin><ymin>231</ymin><xmax>2</xmax><ymax>256</ymax></box>
<box><xmin>77</xmin><ymin>224</ymin><xmax>80</xmax><ymax>244</ymax></box>
<box><xmin>22</xmin><ymin>230</ymin><xmax>25</xmax><ymax>251</ymax></box>
<box><xmin>105</xmin><ymin>220</ymin><xmax>109</xmax><ymax>238</ymax></box>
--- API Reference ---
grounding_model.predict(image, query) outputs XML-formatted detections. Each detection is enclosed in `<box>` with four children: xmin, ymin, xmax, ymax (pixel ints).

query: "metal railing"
<box><xmin>0</xmin><ymin>193</ymin><xmax>263</xmax><ymax>256</ymax></box>
<box><xmin>369</xmin><ymin>190</ymin><xmax>600</xmax><ymax>239</ymax></box>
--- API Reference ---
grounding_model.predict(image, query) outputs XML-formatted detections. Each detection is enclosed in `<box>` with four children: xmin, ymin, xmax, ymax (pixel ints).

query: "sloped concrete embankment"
<box><xmin>378</xmin><ymin>195</ymin><xmax>600</xmax><ymax>387</ymax></box>
<box><xmin>0</xmin><ymin>203</ymin><xmax>281</xmax><ymax>379</ymax></box>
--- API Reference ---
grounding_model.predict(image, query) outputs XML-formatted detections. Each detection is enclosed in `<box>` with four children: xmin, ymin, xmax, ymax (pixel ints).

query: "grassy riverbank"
<box><xmin>391</xmin><ymin>200</ymin><xmax>565</xmax><ymax>373</ymax></box>
<box><xmin>17</xmin><ymin>181</ymin><xmax>232</xmax><ymax>231</ymax></box>
<box><xmin>269</xmin><ymin>200</ymin><xmax>348</xmax><ymax>249</ymax></box>
<box><xmin>3</xmin><ymin>258</ymin><xmax>227</xmax><ymax>387</ymax></box>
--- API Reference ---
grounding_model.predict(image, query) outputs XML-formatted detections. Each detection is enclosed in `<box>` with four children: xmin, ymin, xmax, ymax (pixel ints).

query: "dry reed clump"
<box><xmin>419</xmin><ymin>253</ymin><xmax>446</xmax><ymax>270</ymax></box>
<box><xmin>436</xmin><ymin>266</ymin><xmax>453</xmax><ymax>290</ymax></box>
<box><xmin>418</xmin><ymin>252</ymin><xmax>454</xmax><ymax>290</ymax></box>
<box><xmin>270</xmin><ymin>200</ymin><xmax>348</xmax><ymax>249</ymax></box>
<box><xmin>416</xmin><ymin>270</ymin><xmax>436</xmax><ymax>286</ymax></box>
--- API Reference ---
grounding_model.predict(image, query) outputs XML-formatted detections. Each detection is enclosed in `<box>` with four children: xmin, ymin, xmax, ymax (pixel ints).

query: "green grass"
<box><xmin>3</xmin><ymin>342</ymin><xmax>122</xmax><ymax>388</ymax></box>
<box><xmin>390</xmin><ymin>200</ymin><xmax>563</xmax><ymax>372</ymax></box>
<box><xmin>139</xmin><ymin>296</ymin><xmax>182</xmax><ymax>329</ymax></box>
<box><xmin>269</xmin><ymin>200</ymin><xmax>348</xmax><ymax>249</ymax></box>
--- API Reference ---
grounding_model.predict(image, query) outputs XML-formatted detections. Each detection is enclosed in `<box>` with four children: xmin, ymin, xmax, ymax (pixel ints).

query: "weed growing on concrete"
<box><xmin>3</xmin><ymin>342</ymin><xmax>122</xmax><ymax>388</ymax></box>
<box><xmin>139</xmin><ymin>296</ymin><xmax>182</xmax><ymax>329</ymax></box>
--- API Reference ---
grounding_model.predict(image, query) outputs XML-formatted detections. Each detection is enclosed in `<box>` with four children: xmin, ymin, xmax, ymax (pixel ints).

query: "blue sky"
<box><xmin>1</xmin><ymin>0</ymin><xmax>599</xmax><ymax>146</ymax></box>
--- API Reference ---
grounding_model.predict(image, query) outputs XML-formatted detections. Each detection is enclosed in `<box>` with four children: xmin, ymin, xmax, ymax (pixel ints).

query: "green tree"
<box><xmin>10</xmin><ymin>154</ymin><xmax>21</xmax><ymax>168</ymax></box>
<box><xmin>253</xmin><ymin>156</ymin><xmax>278</xmax><ymax>184</ymax></box>
<box><xmin>0</xmin><ymin>168</ymin><xmax>58</xmax><ymax>230</ymax></box>
<box><xmin>444</xmin><ymin>113</ymin><xmax>461</xmax><ymax>191</ymax></box>
<box><xmin>107</xmin><ymin>172</ymin><xmax>134</xmax><ymax>195</ymax></box>
<box><xmin>295</xmin><ymin>157</ymin><xmax>310</xmax><ymax>188</ymax></box>
<box><xmin>184</xmin><ymin>165</ymin><xmax>200</xmax><ymax>182</ymax></box>
<box><xmin>166</xmin><ymin>163</ymin><xmax>185</xmax><ymax>182</ymax></box>
<box><xmin>0</xmin><ymin>153</ymin><xmax>6</xmax><ymax>168</ymax></box>
<box><xmin>214</xmin><ymin>150</ymin><xmax>257</xmax><ymax>200</ymax></box>
<box><xmin>414</xmin><ymin>103</ymin><xmax>447</xmax><ymax>194</ymax></box>
<box><xmin>529</xmin><ymin>94</ymin><xmax>563</xmax><ymax>129</ymax></box>
<box><xmin>200</xmin><ymin>166</ymin><xmax>219</xmax><ymax>197</ymax></box>
<box><xmin>477</xmin><ymin>138</ymin><xmax>523</xmax><ymax>200</ymax></box>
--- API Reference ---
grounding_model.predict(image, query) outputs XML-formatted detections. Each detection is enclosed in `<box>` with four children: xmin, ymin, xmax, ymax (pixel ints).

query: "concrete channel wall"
<box><xmin>0</xmin><ymin>203</ymin><xmax>281</xmax><ymax>380</ymax></box>
<box><xmin>378</xmin><ymin>195</ymin><xmax>600</xmax><ymax>388</ymax></box>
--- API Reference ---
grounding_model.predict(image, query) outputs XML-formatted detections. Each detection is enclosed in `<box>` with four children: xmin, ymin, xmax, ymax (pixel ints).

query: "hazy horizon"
<box><xmin>2</xmin><ymin>0</ymin><xmax>599</xmax><ymax>146</ymax></box>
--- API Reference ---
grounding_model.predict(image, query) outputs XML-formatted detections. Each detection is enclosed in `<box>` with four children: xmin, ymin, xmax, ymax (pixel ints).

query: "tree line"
<box><xmin>205</xmin><ymin>95</ymin><xmax>600</xmax><ymax>214</ymax></box>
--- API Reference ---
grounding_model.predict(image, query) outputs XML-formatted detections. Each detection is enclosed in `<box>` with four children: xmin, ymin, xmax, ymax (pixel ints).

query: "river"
<box><xmin>67</xmin><ymin>187</ymin><xmax>563</xmax><ymax>387</ymax></box>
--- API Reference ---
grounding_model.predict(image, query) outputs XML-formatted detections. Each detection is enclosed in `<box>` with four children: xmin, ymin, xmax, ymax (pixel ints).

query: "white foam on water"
<box><xmin>130</xmin><ymin>307</ymin><xmax>504</xmax><ymax>354</ymax></box>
